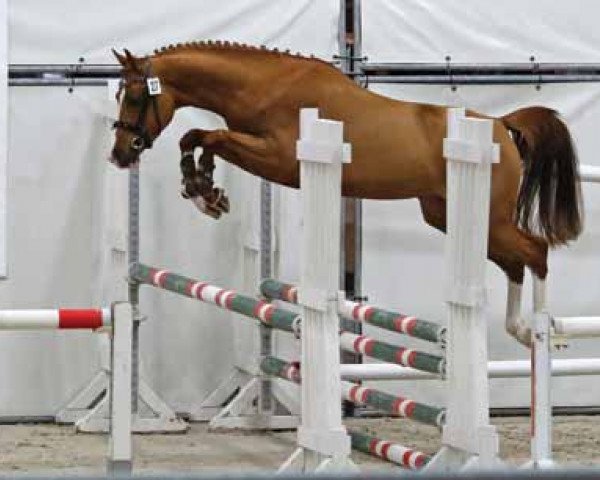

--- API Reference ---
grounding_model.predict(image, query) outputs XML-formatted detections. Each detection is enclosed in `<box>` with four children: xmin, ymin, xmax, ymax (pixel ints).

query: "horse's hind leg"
<box><xmin>419</xmin><ymin>195</ymin><xmax>446</xmax><ymax>233</ymax></box>
<box><xmin>420</xmin><ymin>196</ymin><xmax>547</xmax><ymax>347</ymax></box>
<box><xmin>488</xmin><ymin>221</ymin><xmax>549</xmax><ymax>347</ymax></box>
<box><xmin>419</xmin><ymin>195</ymin><xmax>529</xmax><ymax>279</ymax></box>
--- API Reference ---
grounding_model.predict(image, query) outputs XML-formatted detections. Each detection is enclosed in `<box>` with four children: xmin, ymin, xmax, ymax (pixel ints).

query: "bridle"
<box><xmin>113</xmin><ymin>63</ymin><xmax>163</xmax><ymax>153</ymax></box>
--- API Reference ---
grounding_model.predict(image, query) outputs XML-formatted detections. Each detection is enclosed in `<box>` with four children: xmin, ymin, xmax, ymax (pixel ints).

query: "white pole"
<box><xmin>281</xmin><ymin>108</ymin><xmax>353</xmax><ymax>472</ymax></box>
<box><xmin>580</xmin><ymin>164</ymin><xmax>600</xmax><ymax>183</ymax></box>
<box><xmin>0</xmin><ymin>308</ymin><xmax>111</xmax><ymax>330</ymax></box>
<box><xmin>553</xmin><ymin>317</ymin><xmax>600</xmax><ymax>337</ymax></box>
<box><xmin>107</xmin><ymin>302</ymin><xmax>133</xmax><ymax>474</ymax></box>
<box><xmin>339</xmin><ymin>358</ymin><xmax>600</xmax><ymax>381</ymax></box>
<box><xmin>428</xmin><ymin>108</ymin><xmax>500</xmax><ymax>470</ymax></box>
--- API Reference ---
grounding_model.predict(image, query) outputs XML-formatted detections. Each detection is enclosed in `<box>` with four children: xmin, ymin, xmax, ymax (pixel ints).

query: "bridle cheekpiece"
<box><xmin>113</xmin><ymin>63</ymin><xmax>163</xmax><ymax>153</ymax></box>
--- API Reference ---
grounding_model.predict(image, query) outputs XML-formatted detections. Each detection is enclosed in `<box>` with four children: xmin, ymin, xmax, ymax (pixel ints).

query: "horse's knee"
<box><xmin>179</xmin><ymin>129</ymin><xmax>202</xmax><ymax>151</ymax></box>
<box><xmin>179</xmin><ymin>128</ymin><xmax>218</xmax><ymax>152</ymax></box>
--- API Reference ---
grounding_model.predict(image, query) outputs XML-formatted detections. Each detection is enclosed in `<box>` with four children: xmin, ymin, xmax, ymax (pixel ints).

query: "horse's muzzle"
<box><xmin>110</xmin><ymin>148</ymin><xmax>140</xmax><ymax>168</ymax></box>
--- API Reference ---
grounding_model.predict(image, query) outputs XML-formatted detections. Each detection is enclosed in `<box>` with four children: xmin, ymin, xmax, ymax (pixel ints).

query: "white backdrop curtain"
<box><xmin>361</xmin><ymin>2</ymin><xmax>600</xmax><ymax>408</ymax></box>
<box><xmin>363</xmin><ymin>0</ymin><xmax>600</xmax><ymax>63</ymax></box>
<box><xmin>0</xmin><ymin>0</ymin><xmax>338</xmax><ymax>416</ymax></box>
<box><xmin>4</xmin><ymin>0</ymin><xmax>600</xmax><ymax>416</ymax></box>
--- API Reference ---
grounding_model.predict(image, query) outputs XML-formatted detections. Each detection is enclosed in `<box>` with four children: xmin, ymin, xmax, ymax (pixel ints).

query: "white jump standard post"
<box><xmin>530</xmin><ymin>277</ymin><xmax>555</xmax><ymax>469</ymax></box>
<box><xmin>279</xmin><ymin>108</ymin><xmax>355</xmax><ymax>472</ymax></box>
<box><xmin>107</xmin><ymin>301</ymin><xmax>134</xmax><ymax>475</ymax></box>
<box><xmin>427</xmin><ymin>108</ymin><xmax>501</xmax><ymax>470</ymax></box>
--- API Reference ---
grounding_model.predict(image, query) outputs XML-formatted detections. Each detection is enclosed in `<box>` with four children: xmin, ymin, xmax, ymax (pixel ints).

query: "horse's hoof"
<box><xmin>205</xmin><ymin>204</ymin><xmax>222</xmax><ymax>219</ymax></box>
<box><xmin>218</xmin><ymin>197</ymin><xmax>230</xmax><ymax>213</ymax></box>
<box><xmin>189</xmin><ymin>194</ymin><xmax>222</xmax><ymax>219</ymax></box>
<box><xmin>213</xmin><ymin>188</ymin><xmax>230</xmax><ymax>213</ymax></box>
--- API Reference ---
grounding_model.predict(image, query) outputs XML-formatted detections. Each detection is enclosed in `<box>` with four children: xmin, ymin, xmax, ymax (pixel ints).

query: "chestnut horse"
<box><xmin>110</xmin><ymin>42</ymin><xmax>583</xmax><ymax>346</ymax></box>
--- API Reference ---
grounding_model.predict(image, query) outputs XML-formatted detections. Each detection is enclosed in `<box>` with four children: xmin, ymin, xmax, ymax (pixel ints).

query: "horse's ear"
<box><xmin>124</xmin><ymin>48</ymin><xmax>135</xmax><ymax>62</ymax></box>
<box><xmin>112</xmin><ymin>48</ymin><xmax>126</xmax><ymax>66</ymax></box>
<box><xmin>123</xmin><ymin>49</ymin><xmax>142</xmax><ymax>73</ymax></box>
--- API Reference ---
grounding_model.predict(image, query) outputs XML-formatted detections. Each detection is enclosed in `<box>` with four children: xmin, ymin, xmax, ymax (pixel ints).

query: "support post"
<box><xmin>530</xmin><ymin>277</ymin><xmax>555</xmax><ymax>468</ymax></box>
<box><xmin>107</xmin><ymin>302</ymin><xmax>133</xmax><ymax>475</ymax></box>
<box><xmin>280</xmin><ymin>109</ymin><xmax>355</xmax><ymax>473</ymax></box>
<box><xmin>427</xmin><ymin>108</ymin><xmax>501</xmax><ymax>471</ymax></box>
<box><xmin>258</xmin><ymin>178</ymin><xmax>275</xmax><ymax>414</ymax></box>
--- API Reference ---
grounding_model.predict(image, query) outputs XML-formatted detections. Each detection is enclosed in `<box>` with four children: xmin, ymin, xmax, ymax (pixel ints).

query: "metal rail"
<box><xmin>9</xmin><ymin>62</ymin><xmax>600</xmax><ymax>87</ymax></box>
<box><xmin>359</xmin><ymin>62</ymin><xmax>600</xmax><ymax>84</ymax></box>
<box><xmin>363</xmin><ymin>74</ymin><xmax>600</xmax><ymax>85</ymax></box>
<box><xmin>361</xmin><ymin>62</ymin><xmax>600</xmax><ymax>75</ymax></box>
<box><xmin>8</xmin><ymin>64</ymin><xmax>120</xmax><ymax>87</ymax></box>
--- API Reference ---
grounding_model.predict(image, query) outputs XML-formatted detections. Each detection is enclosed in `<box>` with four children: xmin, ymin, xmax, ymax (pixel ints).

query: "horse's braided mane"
<box><xmin>150</xmin><ymin>40</ymin><xmax>334</xmax><ymax>69</ymax></box>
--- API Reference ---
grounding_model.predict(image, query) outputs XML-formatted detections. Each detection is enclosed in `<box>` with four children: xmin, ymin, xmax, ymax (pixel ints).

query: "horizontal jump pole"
<box><xmin>0</xmin><ymin>308</ymin><xmax>111</xmax><ymax>330</ymax></box>
<box><xmin>260</xmin><ymin>278</ymin><xmax>445</xmax><ymax>344</ymax></box>
<box><xmin>130</xmin><ymin>264</ymin><xmax>300</xmax><ymax>333</ymax></box>
<box><xmin>553</xmin><ymin>316</ymin><xmax>600</xmax><ymax>338</ymax></box>
<box><xmin>340</xmin><ymin>358</ymin><xmax>600</xmax><ymax>381</ymax></box>
<box><xmin>260</xmin><ymin>356</ymin><xmax>445</xmax><ymax>428</ymax></box>
<box><xmin>132</xmin><ymin>264</ymin><xmax>444</xmax><ymax>376</ymax></box>
<box><xmin>580</xmin><ymin>164</ymin><xmax>600</xmax><ymax>184</ymax></box>
<box><xmin>349</xmin><ymin>429</ymin><xmax>430</xmax><ymax>470</ymax></box>
<box><xmin>339</xmin><ymin>331</ymin><xmax>445</xmax><ymax>375</ymax></box>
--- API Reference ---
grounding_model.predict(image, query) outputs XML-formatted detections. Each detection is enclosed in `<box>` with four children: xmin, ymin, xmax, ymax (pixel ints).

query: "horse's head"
<box><xmin>110</xmin><ymin>49</ymin><xmax>175</xmax><ymax>168</ymax></box>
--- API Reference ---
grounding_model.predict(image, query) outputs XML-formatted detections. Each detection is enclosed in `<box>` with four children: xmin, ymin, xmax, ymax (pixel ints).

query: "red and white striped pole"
<box><xmin>0</xmin><ymin>308</ymin><xmax>111</xmax><ymax>330</ymax></box>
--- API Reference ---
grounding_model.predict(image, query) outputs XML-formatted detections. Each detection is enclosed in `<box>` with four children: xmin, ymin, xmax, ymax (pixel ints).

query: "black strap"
<box><xmin>113</xmin><ymin>64</ymin><xmax>163</xmax><ymax>151</ymax></box>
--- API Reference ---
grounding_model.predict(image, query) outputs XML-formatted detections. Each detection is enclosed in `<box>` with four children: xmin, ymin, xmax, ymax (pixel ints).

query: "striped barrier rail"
<box><xmin>260</xmin><ymin>356</ymin><xmax>445</xmax><ymax>428</ymax></box>
<box><xmin>349</xmin><ymin>430</ymin><xmax>430</xmax><ymax>470</ymax></box>
<box><xmin>0</xmin><ymin>308</ymin><xmax>111</xmax><ymax>330</ymax></box>
<box><xmin>131</xmin><ymin>264</ymin><xmax>445</xmax><ymax>375</ymax></box>
<box><xmin>260</xmin><ymin>278</ymin><xmax>445</xmax><ymax>344</ymax></box>
<box><xmin>130</xmin><ymin>264</ymin><xmax>300</xmax><ymax>333</ymax></box>
<box><xmin>339</xmin><ymin>331</ymin><xmax>445</xmax><ymax>375</ymax></box>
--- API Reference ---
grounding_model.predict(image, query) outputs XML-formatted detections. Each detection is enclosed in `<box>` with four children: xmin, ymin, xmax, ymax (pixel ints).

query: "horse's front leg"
<box><xmin>179</xmin><ymin>129</ymin><xmax>230</xmax><ymax>219</ymax></box>
<box><xmin>179</xmin><ymin>128</ymin><xmax>216</xmax><ymax>197</ymax></box>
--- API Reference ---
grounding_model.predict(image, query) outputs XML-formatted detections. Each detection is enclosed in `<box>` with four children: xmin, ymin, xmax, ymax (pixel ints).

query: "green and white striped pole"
<box><xmin>261</xmin><ymin>278</ymin><xmax>445</xmax><ymax>344</ymax></box>
<box><xmin>260</xmin><ymin>356</ymin><xmax>445</xmax><ymax>428</ymax></box>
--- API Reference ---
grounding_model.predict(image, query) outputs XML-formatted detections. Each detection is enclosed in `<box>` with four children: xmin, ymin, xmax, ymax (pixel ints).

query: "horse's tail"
<box><xmin>501</xmin><ymin>106</ymin><xmax>583</xmax><ymax>246</ymax></box>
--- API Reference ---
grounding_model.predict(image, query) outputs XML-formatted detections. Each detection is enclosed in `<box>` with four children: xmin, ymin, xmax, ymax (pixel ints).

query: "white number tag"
<box><xmin>147</xmin><ymin>77</ymin><xmax>162</xmax><ymax>96</ymax></box>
